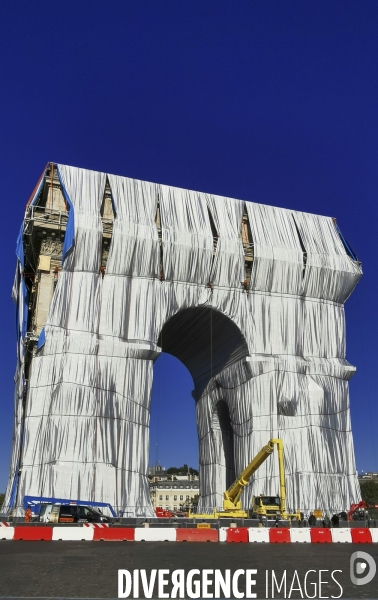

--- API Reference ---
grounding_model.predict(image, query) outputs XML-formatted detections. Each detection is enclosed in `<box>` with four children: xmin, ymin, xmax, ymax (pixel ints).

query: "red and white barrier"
<box><xmin>134</xmin><ymin>528</ymin><xmax>177</xmax><ymax>541</ymax></box>
<box><xmin>0</xmin><ymin>525</ymin><xmax>377</xmax><ymax>542</ymax></box>
<box><xmin>269</xmin><ymin>528</ymin><xmax>291</xmax><ymax>543</ymax></box>
<box><xmin>176</xmin><ymin>528</ymin><xmax>218</xmax><ymax>542</ymax></box>
<box><xmin>52</xmin><ymin>526</ymin><xmax>94</xmax><ymax>541</ymax></box>
<box><xmin>93</xmin><ymin>527</ymin><xmax>135</xmax><ymax>541</ymax></box>
<box><xmin>290</xmin><ymin>528</ymin><xmax>311</xmax><ymax>543</ymax></box>
<box><xmin>371</xmin><ymin>529</ymin><xmax>378</xmax><ymax>543</ymax></box>
<box><xmin>310</xmin><ymin>528</ymin><xmax>333</xmax><ymax>543</ymax></box>
<box><xmin>351</xmin><ymin>528</ymin><xmax>372</xmax><ymax>543</ymax></box>
<box><xmin>224</xmin><ymin>527</ymin><xmax>249</xmax><ymax>543</ymax></box>
<box><xmin>331</xmin><ymin>528</ymin><xmax>352</xmax><ymax>543</ymax></box>
<box><xmin>0</xmin><ymin>523</ymin><xmax>14</xmax><ymax>540</ymax></box>
<box><xmin>14</xmin><ymin>526</ymin><xmax>52</xmax><ymax>541</ymax></box>
<box><xmin>248</xmin><ymin>527</ymin><xmax>270</xmax><ymax>543</ymax></box>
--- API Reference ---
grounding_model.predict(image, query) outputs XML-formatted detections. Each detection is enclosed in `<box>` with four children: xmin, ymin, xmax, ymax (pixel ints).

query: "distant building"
<box><xmin>358</xmin><ymin>472</ymin><xmax>378</xmax><ymax>481</ymax></box>
<box><xmin>148</xmin><ymin>465</ymin><xmax>166</xmax><ymax>478</ymax></box>
<box><xmin>150</xmin><ymin>478</ymin><xmax>199</xmax><ymax>513</ymax></box>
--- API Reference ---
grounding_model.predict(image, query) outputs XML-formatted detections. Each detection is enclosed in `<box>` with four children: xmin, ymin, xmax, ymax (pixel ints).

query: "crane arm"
<box><xmin>347</xmin><ymin>500</ymin><xmax>367</xmax><ymax>521</ymax></box>
<box><xmin>271</xmin><ymin>438</ymin><xmax>286</xmax><ymax>517</ymax></box>
<box><xmin>223</xmin><ymin>441</ymin><xmax>275</xmax><ymax>509</ymax></box>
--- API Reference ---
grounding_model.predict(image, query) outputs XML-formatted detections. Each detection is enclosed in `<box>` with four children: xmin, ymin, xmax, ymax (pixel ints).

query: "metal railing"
<box><xmin>26</xmin><ymin>205</ymin><xmax>69</xmax><ymax>228</ymax></box>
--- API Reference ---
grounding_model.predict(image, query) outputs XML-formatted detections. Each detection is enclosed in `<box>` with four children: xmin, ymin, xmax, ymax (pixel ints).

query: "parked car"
<box><xmin>40</xmin><ymin>503</ymin><xmax>111</xmax><ymax>524</ymax></box>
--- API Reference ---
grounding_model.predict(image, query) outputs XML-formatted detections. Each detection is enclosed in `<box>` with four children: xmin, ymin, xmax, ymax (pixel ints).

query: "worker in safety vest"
<box><xmin>24</xmin><ymin>506</ymin><xmax>32</xmax><ymax>522</ymax></box>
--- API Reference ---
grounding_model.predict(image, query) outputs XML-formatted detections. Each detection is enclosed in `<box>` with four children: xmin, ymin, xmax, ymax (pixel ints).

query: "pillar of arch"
<box><xmin>2</xmin><ymin>163</ymin><xmax>362</xmax><ymax>516</ymax></box>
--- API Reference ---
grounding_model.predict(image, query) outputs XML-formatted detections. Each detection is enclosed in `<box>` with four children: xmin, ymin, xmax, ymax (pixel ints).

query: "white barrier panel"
<box><xmin>219</xmin><ymin>527</ymin><xmax>227</xmax><ymax>542</ymax></box>
<box><xmin>370</xmin><ymin>529</ymin><xmax>378</xmax><ymax>543</ymax></box>
<box><xmin>249</xmin><ymin>527</ymin><xmax>270</xmax><ymax>543</ymax></box>
<box><xmin>52</xmin><ymin>527</ymin><xmax>94</xmax><ymax>541</ymax></box>
<box><xmin>0</xmin><ymin>526</ymin><xmax>14</xmax><ymax>540</ymax></box>
<box><xmin>290</xmin><ymin>528</ymin><xmax>311</xmax><ymax>543</ymax></box>
<box><xmin>135</xmin><ymin>528</ymin><xmax>177</xmax><ymax>541</ymax></box>
<box><xmin>331</xmin><ymin>528</ymin><xmax>352</xmax><ymax>543</ymax></box>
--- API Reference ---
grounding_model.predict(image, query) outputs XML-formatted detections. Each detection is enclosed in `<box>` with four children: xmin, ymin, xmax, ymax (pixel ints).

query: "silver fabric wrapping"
<box><xmin>3</xmin><ymin>164</ymin><xmax>362</xmax><ymax>516</ymax></box>
<box><xmin>205</xmin><ymin>194</ymin><xmax>245</xmax><ymax>288</ymax></box>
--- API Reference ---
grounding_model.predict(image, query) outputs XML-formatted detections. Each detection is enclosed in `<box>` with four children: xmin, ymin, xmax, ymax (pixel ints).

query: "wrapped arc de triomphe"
<box><xmin>2</xmin><ymin>163</ymin><xmax>362</xmax><ymax>516</ymax></box>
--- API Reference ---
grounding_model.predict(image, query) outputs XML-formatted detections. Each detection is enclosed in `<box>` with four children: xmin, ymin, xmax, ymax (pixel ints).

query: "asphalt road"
<box><xmin>0</xmin><ymin>541</ymin><xmax>377</xmax><ymax>599</ymax></box>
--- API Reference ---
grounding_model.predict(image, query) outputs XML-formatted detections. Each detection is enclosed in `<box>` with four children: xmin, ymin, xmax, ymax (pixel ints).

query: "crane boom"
<box><xmin>223</xmin><ymin>441</ymin><xmax>274</xmax><ymax>510</ymax></box>
<box><xmin>223</xmin><ymin>438</ymin><xmax>287</xmax><ymax>515</ymax></box>
<box><xmin>189</xmin><ymin>437</ymin><xmax>294</xmax><ymax>520</ymax></box>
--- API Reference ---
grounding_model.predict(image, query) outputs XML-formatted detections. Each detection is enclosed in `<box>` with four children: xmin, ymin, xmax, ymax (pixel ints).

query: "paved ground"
<box><xmin>0</xmin><ymin>542</ymin><xmax>377</xmax><ymax>599</ymax></box>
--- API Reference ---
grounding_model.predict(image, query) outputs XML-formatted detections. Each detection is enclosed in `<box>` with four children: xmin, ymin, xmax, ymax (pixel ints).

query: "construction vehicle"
<box><xmin>347</xmin><ymin>500</ymin><xmax>367</xmax><ymax>521</ymax></box>
<box><xmin>155</xmin><ymin>507</ymin><xmax>174</xmax><ymax>518</ymax></box>
<box><xmin>23</xmin><ymin>495</ymin><xmax>117</xmax><ymax>518</ymax></box>
<box><xmin>189</xmin><ymin>438</ymin><xmax>300</xmax><ymax>520</ymax></box>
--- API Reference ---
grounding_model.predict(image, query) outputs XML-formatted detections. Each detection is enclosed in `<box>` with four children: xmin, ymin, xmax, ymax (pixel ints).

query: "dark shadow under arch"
<box><xmin>212</xmin><ymin>400</ymin><xmax>235</xmax><ymax>489</ymax></box>
<box><xmin>157</xmin><ymin>306</ymin><xmax>248</xmax><ymax>398</ymax></box>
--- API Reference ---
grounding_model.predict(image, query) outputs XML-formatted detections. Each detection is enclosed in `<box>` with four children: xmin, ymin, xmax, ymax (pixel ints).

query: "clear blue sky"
<box><xmin>1</xmin><ymin>1</ymin><xmax>377</xmax><ymax>490</ymax></box>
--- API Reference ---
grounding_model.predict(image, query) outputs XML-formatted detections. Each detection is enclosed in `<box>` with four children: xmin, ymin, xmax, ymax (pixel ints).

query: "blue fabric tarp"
<box><xmin>16</xmin><ymin>229</ymin><xmax>24</xmax><ymax>268</ymax></box>
<box><xmin>336</xmin><ymin>224</ymin><xmax>358</xmax><ymax>262</ymax></box>
<box><xmin>20</xmin><ymin>278</ymin><xmax>28</xmax><ymax>341</ymax></box>
<box><xmin>36</xmin><ymin>327</ymin><xmax>46</xmax><ymax>350</ymax></box>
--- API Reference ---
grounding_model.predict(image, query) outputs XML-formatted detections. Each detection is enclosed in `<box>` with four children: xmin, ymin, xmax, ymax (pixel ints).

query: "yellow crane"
<box><xmin>190</xmin><ymin>438</ymin><xmax>299</xmax><ymax>520</ymax></box>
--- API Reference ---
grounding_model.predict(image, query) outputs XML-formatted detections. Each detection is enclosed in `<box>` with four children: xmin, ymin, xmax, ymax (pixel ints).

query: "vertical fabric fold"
<box><xmin>206</xmin><ymin>194</ymin><xmax>245</xmax><ymax>287</ymax></box>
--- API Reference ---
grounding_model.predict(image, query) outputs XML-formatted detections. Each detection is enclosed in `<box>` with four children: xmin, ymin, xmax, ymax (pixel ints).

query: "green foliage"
<box><xmin>0</xmin><ymin>493</ymin><xmax>4</xmax><ymax>507</ymax></box>
<box><xmin>166</xmin><ymin>464</ymin><xmax>199</xmax><ymax>476</ymax></box>
<box><xmin>360</xmin><ymin>481</ymin><xmax>378</xmax><ymax>507</ymax></box>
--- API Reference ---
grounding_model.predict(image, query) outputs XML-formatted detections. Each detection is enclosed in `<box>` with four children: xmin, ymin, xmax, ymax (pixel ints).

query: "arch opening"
<box><xmin>157</xmin><ymin>306</ymin><xmax>249</xmax><ymax>398</ymax></box>
<box><xmin>150</xmin><ymin>353</ymin><xmax>198</xmax><ymax>472</ymax></box>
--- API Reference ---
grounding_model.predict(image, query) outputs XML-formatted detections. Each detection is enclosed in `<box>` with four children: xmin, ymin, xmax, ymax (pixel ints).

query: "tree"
<box><xmin>360</xmin><ymin>481</ymin><xmax>378</xmax><ymax>507</ymax></box>
<box><xmin>0</xmin><ymin>493</ymin><xmax>4</xmax><ymax>508</ymax></box>
<box><xmin>191</xmin><ymin>494</ymin><xmax>200</xmax><ymax>510</ymax></box>
<box><xmin>166</xmin><ymin>465</ymin><xmax>199</xmax><ymax>475</ymax></box>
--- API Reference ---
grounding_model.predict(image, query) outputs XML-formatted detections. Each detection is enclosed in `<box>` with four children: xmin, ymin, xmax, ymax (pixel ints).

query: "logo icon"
<box><xmin>350</xmin><ymin>551</ymin><xmax>376</xmax><ymax>586</ymax></box>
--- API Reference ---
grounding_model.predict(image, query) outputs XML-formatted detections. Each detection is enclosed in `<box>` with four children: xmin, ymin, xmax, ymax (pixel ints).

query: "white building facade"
<box><xmin>150</xmin><ymin>478</ymin><xmax>199</xmax><ymax>512</ymax></box>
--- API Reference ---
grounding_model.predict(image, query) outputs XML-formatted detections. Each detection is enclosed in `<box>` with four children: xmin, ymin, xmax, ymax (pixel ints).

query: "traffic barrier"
<box><xmin>135</xmin><ymin>528</ymin><xmax>176</xmax><ymax>541</ymax></box>
<box><xmin>93</xmin><ymin>527</ymin><xmax>135</xmax><ymax>541</ymax></box>
<box><xmin>2</xmin><ymin>525</ymin><xmax>377</xmax><ymax>543</ymax></box>
<box><xmin>14</xmin><ymin>526</ymin><xmax>53</xmax><ymax>541</ymax></box>
<box><xmin>248</xmin><ymin>527</ymin><xmax>270</xmax><ymax>543</ymax></box>
<box><xmin>370</xmin><ymin>529</ymin><xmax>378</xmax><ymax>543</ymax></box>
<box><xmin>310</xmin><ymin>528</ymin><xmax>332</xmax><ymax>543</ymax></box>
<box><xmin>52</xmin><ymin>526</ymin><xmax>94</xmax><ymax>541</ymax></box>
<box><xmin>176</xmin><ymin>528</ymin><xmax>218</xmax><ymax>542</ymax></box>
<box><xmin>269</xmin><ymin>528</ymin><xmax>291</xmax><ymax>543</ymax></box>
<box><xmin>219</xmin><ymin>527</ymin><xmax>227</xmax><ymax>542</ymax></box>
<box><xmin>290</xmin><ymin>528</ymin><xmax>311</xmax><ymax>543</ymax></box>
<box><xmin>226</xmin><ymin>527</ymin><xmax>249</xmax><ymax>543</ymax></box>
<box><xmin>350</xmin><ymin>528</ymin><xmax>372</xmax><ymax>544</ymax></box>
<box><xmin>331</xmin><ymin>528</ymin><xmax>352</xmax><ymax>543</ymax></box>
<box><xmin>0</xmin><ymin>523</ymin><xmax>14</xmax><ymax>540</ymax></box>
